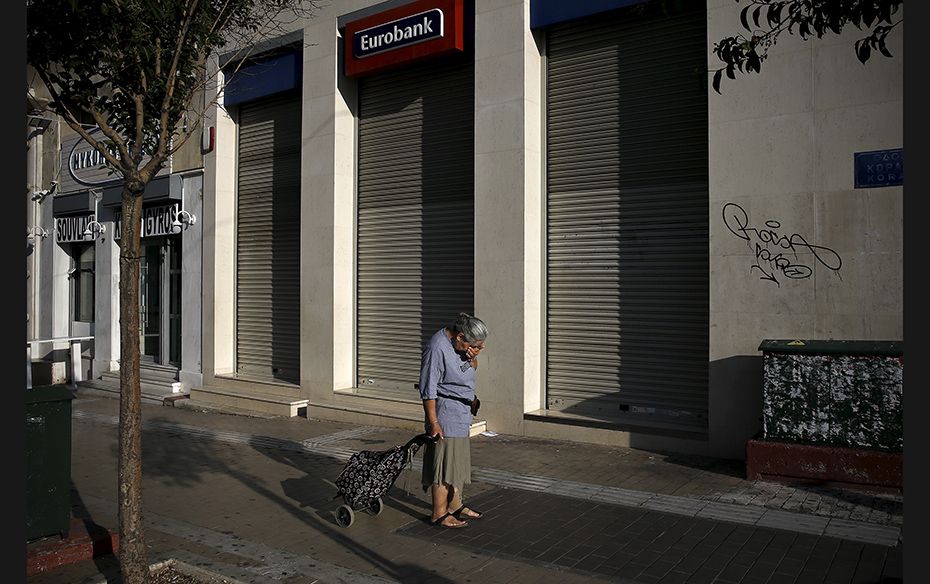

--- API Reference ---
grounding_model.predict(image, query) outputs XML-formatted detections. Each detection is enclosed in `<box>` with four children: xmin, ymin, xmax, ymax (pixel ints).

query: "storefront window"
<box><xmin>71</xmin><ymin>244</ymin><xmax>95</xmax><ymax>323</ymax></box>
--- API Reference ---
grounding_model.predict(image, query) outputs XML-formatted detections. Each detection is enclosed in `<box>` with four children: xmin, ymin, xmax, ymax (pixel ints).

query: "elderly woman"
<box><xmin>419</xmin><ymin>312</ymin><xmax>489</xmax><ymax>528</ymax></box>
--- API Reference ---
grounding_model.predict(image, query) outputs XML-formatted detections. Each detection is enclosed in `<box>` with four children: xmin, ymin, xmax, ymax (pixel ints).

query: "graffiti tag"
<box><xmin>722</xmin><ymin>202</ymin><xmax>842</xmax><ymax>286</ymax></box>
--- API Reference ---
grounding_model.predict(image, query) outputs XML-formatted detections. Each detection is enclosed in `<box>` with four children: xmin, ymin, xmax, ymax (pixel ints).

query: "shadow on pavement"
<box><xmin>73</xmin><ymin>484</ymin><xmax>117</xmax><ymax>580</ymax></box>
<box><xmin>131</xmin><ymin>417</ymin><xmax>458</xmax><ymax>583</ymax></box>
<box><xmin>248</xmin><ymin>434</ymin><xmax>459</xmax><ymax>584</ymax></box>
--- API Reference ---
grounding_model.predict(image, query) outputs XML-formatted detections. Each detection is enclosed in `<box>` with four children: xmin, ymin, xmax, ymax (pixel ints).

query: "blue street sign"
<box><xmin>854</xmin><ymin>148</ymin><xmax>903</xmax><ymax>188</ymax></box>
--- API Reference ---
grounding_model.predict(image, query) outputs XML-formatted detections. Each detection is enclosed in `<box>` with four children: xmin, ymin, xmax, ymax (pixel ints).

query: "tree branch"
<box><xmin>35</xmin><ymin>67</ymin><xmax>132</xmax><ymax>173</ymax></box>
<box><xmin>147</xmin><ymin>0</ymin><xmax>200</xmax><ymax>174</ymax></box>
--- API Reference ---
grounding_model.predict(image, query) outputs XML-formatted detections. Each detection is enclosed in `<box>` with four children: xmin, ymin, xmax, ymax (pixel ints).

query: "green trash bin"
<box><xmin>26</xmin><ymin>385</ymin><xmax>75</xmax><ymax>541</ymax></box>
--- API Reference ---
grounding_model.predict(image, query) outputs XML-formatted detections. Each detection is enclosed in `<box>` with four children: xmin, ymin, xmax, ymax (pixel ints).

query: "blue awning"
<box><xmin>530</xmin><ymin>0</ymin><xmax>650</xmax><ymax>29</ymax></box>
<box><xmin>223</xmin><ymin>50</ymin><xmax>302</xmax><ymax>107</ymax></box>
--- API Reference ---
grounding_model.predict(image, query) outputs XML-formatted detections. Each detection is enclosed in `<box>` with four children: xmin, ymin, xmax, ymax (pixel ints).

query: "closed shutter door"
<box><xmin>546</xmin><ymin>2</ymin><xmax>709</xmax><ymax>433</ymax></box>
<box><xmin>357</xmin><ymin>56</ymin><xmax>475</xmax><ymax>392</ymax></box>
<box><xmin>236</xmin><ymin>92</ymin><xmax>301</xmax><ymax>383</ymax></box>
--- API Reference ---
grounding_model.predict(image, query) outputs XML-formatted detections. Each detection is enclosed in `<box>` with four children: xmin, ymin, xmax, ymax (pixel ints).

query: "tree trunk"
<box><xmin>117</xmin><ymin>183</ymin><xmax>148</xmax><ymax>584</ymax></box>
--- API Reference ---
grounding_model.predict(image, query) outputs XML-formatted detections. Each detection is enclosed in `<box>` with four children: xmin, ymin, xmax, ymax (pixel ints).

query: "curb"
<box><xmin>27</xmin><ymin>518</ymin><xmax>119</xmax><ymax>576</ymax></box>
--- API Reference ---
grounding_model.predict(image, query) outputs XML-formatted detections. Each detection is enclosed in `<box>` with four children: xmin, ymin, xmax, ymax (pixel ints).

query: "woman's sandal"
<box><xmin>431</xmin><ymin>512</ymin><xmax>468</xmax><ymax>528</ymax></box>
<box><xmin>451</xmin><ymin>505</ymin><xmax>483</xmax><ymax>520</ymax></box>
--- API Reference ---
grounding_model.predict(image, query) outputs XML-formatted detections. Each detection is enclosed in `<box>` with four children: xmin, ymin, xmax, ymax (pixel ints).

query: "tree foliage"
<box><xmin>27</xmin><ymin>0</ymin><xmax>313</xmax><ymax>178</ymax></box>
<box><xmin>711</xmin><ymin>0</ymin><xmax>903</xmax><ymax>94</ymax></box>
<box><xmin>26</xmin><ymin>2</ymin><xmax>316</xmax><ymax>583</ymax></box>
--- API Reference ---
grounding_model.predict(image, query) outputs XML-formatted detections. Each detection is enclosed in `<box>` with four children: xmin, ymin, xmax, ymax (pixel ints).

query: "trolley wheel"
<box><xmin>335</xmin><ymin>504</ymin><xmax>355</xmax><ymax>528</ymax></box>
<box><xmin>365</xmin><ymin>497</ymin><xmax>384</xmax><ymax>516</ymax></box>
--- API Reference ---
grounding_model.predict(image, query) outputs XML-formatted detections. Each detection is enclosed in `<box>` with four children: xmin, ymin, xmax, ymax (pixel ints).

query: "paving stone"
<box><xmin>657</xmin><ymin>570</ymin><xmax>690</xmax><ymax>584</ymax></box>
<box><xmin>756</xmin><ymin>509</ymin><xmax>829</xmax><ymax>535</ymax></box>
<box><xmin>683</xmin><ymin>566</ymin><xmax>719</xmax><ymax>584</ymax></box>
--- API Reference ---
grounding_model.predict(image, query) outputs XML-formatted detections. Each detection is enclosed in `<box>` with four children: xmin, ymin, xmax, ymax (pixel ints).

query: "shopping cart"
<box><xmin>333</xmin><ymin>432</ymin><xmax>436</xmax><ymax>527</ymax></box>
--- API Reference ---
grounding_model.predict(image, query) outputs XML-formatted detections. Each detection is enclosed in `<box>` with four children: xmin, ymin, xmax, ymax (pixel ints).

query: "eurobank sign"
<box><xmin>344</xmin><ymin>0</ymin><xmax>464</xmax><ymax>77</ymax></box>
<box><xmin>355</xmin><ymin>10</ymin><xmax>443</xmax><ymax>57</ymax></box>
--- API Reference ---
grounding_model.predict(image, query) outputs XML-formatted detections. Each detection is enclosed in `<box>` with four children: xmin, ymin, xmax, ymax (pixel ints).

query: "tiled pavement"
<box><xmin>396</xmin><ymin>489</ymin><xmax>903</xmax><ymax>584</ymax></box>
<box><xmin>67</xmin><ymin>406</ymin><xmax>904</xmax><ymax>541</ymax></box>
<box><xmin>27</xmin><ymin>395</ymin><xmax>905</xmax><ymax>583</ymax></box>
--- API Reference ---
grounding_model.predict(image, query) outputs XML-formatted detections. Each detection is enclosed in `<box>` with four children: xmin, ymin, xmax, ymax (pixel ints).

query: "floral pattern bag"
<box><xmin>334</xmin><ymin>433</ymin><xmax>434</xmax><ymax>510</ymax></box>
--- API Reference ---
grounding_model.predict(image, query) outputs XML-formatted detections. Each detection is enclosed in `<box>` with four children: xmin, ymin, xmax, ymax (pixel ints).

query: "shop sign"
<box><xmin>344</xmin><ymin>0</ymin><xmax>463</xmax><ymax>77</ymax></box>
<box><xmin>354</xmin><ymin>9</ymin><xmax>444</xmax><ymax>58</ymax></box>
<box><xmin>56</xmin><ymin>214</ymin><xmax>96</xmax><ymax>243</ymax></box>
<box><xmin>58</xmin><ymin>127</ymin><xmax>169</xmax><ymax>194</ymax></box>
<box><xmin>114</xmin><ymin>204</ymin><xmax>180</xmax><ymax>240</ymax></box>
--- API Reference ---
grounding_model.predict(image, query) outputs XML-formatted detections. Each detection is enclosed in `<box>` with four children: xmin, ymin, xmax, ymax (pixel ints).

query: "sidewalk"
<box><xmin>27</xmin><ymin>394</ymin><xmax>903</xmax><ymax>583</ymax></box>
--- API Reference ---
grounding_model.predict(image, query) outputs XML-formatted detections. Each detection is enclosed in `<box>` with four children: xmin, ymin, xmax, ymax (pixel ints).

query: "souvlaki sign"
<box><xmin>114</xmin><ymin>204</ymin><xmax>180</xmax><ymax>240</ymax></box>
<box><xmin>56</xmin><ymin>204</ymin><xmax>181</xmax><ymax>243</ymax></box>
<box><xmin>56</xmin><ymin>214</ymin><xmax>96</xmax><ymax>243</ymax></box>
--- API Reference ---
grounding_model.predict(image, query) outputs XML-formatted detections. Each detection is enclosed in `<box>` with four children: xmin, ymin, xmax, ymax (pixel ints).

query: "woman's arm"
<box><xmin>422</xmin><ymin>398</ymin><xmax>443</xmax><ymax>439</ymax></box>
<box><xmin>420</xmin><ymin>340</ymin><xmax>445</xmax><ymax>438</ymax></box>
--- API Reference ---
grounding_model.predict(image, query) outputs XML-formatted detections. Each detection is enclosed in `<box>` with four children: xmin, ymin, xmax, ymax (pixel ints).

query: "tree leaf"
<box><xmin>863</xmin><ymin>2</ymin><xmax>875</xmax><ymax>27</ymax></box>
<box><xmin>855</xmin><ymin>39</ymin><xmax>871</xmax><ymax>63</ymax></box>
<box><xmin>766</xmin><ymin>4</ymin><xmax>779</xmax><ymax>27</ymax></box>
<box><xmin>740</xmin><ymin>4</ymin><xmax>751</xmax><ymax>31</ymax></box>
<box><xmin>726</xmin><ymin>64</ymin><xmax>736</xmax><ymax>79</ymax></box>
<box><xmin>878</xmin><ymin>38</ymin><xmax>893</xmax><ymax>58</ymax></box>
<box><xmin>752</xmin><ymin>5</ymin><xmax>762</xmax><ymax>28</ymax></box>
<box><xmin>721</xmin><ymin>39</ymin><xmax>732</xmax><ymax>63</ymax></box>
<box><xmin>828</xmin><ymin>11</ymin><xmax>842</xmax><ymax>35</ymax></box>
<box><xmin>713</xmin><ymin>69</ymin><xmax>723</xmax><ymax>94</ymax></box>
<box><xmin>880</xmin><ymin>0</ymin><xmax>892</xmax><ymax>23</ymax></box>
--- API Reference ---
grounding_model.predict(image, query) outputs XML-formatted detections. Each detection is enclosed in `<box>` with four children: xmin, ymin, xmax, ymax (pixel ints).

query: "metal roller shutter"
<box><xmin>357</xmin><ymin>56</ymin><xmax>475</xmax><ymax>392</ymax></box>
<box><xmin>236</xmin><ymin>92</ymin><xmax>301</xmax><ymax>383</ymax></box>
<box><xmin>546</xmin><ymin>2</ymin><xmax>709</xmax><ymax>433</ymax></box>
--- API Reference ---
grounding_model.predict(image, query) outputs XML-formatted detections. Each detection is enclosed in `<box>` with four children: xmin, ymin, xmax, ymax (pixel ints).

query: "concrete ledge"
<box><xmin>746</xmin><ymin>438</ymin><xmax>903</xmax><ymax>490</ymax></box>
<box><xmin>189</xmin><ymin>384</ymin><xmax>308</xmax><ymax>417</ymax></box>
<box><xmin>76</xmin><ymin>381</ymin><xmax>170</xmax><ymax>406</ymax></box>
<box><xmin>148</xmin><ymin>558</ymin><xmax>249</xmax><ymax>584</ymax></box>
<box><xmin>88</xmin><ymin>558</ymin><xmax>250</xmax><ymax>584</ymax></box>
<box><xmin>174</xmin><ymin>398</ymin><xmax>281</xmax><ymax>419</ymax></box>
<box><xmin>27</xmin><ymin>518</ymin><xmax>118</xmax><ymax>577</ymax></box>
<box><xmin>524</xmin><ymin>409</ymin><xmax>708</xmax><ymax>439</ymax></box>
<box><xmin>309</xmin><ymin>398</ymin><xmax>487</xmax><ymax>437</ymax></box>
<box><xmin>209</xmin><ymin>373</ymin><xmax>302</xmax><ymax>397</ymax></box>
<box><xmin>523</xmin><ymin>409</ymin><xmax>711</xmax><ymax>455</ymax></box>
<box><xmin>163</xmin><ymin>394</ymin><xmax>190</xmax><ymax>407</ymax></box>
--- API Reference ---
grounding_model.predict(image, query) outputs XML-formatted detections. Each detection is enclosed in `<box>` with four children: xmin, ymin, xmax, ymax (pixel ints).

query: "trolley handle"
<box><xmin>404</xmin><ymin>433</ymin><xmax>438</xmax><ymax>450</ymax></box>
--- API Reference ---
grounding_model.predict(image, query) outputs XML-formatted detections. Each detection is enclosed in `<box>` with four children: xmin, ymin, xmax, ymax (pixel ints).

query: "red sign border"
<box><xmin>344</xmin><ymin>0</ymin><xmax>464</xmax><ymax>77</ymax></box>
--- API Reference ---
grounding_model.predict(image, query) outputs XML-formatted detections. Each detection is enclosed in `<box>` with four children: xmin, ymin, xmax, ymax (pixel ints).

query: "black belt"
<box><xmin>436</xmin><ymin>392</ymin><xmax>473</xmax><ymax>406</ymax></box>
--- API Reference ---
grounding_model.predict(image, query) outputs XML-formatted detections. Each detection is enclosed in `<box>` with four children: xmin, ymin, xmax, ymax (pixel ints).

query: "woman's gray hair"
<box><xmin>452</xmin><ymin>312</ymin><xmax>488</xmax><ymax>343</ymax></box>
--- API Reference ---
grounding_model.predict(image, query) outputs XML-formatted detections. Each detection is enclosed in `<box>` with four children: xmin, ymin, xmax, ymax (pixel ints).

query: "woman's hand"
<box><xmin>465</xmin><ymin>345</ymin><xmax>481</xmax><ymax>360</ymax></box>
<box><xmin>428</xmin><ymin>419</ymin><xmax>444</xmax><ymax>439</ymax></box>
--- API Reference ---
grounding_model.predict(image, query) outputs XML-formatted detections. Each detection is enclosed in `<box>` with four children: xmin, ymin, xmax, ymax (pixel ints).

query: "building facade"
<box><xmin>26</xmin><ymin>68</ymin><xmax>205</xmax><ymax>396</ymax></box>
<box><xmin>29</xmin><ymin>0</ymin><xmax>901</xmax><ymax>460</ymax></box>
